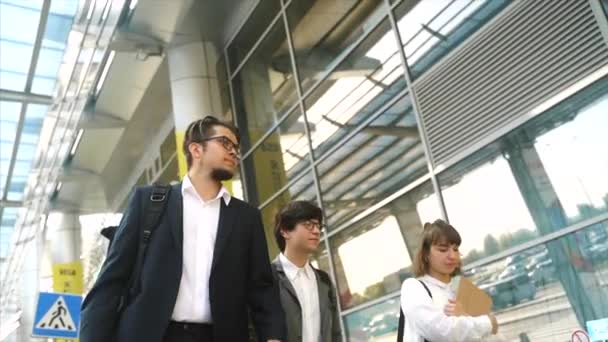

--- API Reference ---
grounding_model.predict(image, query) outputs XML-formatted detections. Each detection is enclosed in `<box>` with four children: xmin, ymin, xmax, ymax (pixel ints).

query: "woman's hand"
<box><xmin>488</xmin><ymin>313</ymin><xmax>498</xmax><ymax>334</ymax></box>
<box><xmin>444</xmin><ymin>299</ymin><xmax>466</xmax><ymax>316</ymax></box>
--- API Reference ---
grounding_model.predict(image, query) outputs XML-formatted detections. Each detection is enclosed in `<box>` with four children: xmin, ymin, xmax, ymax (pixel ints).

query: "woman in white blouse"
<box><xmin>398</xmin><ymin>219</ymin><xmax>498</xmax><ymax>342</ymax></box>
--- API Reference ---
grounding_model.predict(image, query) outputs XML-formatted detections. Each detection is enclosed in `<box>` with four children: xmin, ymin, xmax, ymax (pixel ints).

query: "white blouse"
<box><xmin>400</xmin><ymin>275</ymin><xmax>493</xmax><ymax>342</ymax></box>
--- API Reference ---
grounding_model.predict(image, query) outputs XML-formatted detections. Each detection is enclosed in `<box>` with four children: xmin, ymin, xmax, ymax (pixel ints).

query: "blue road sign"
<box><xmin>586</xmin><ymin>318</ymin><xmax>608</xmax><ymax>341</ymax></box>
<box><xmin>32</xmin><ymin>292</ymin><xmax>82</xmax><ymax>339</ymax></box>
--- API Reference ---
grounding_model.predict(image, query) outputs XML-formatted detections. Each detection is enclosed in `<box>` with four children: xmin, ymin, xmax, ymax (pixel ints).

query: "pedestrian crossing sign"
<box><xmin>32</xmin><ymin>292</ymin><xmax>82</xmax><ymax>339</ymax></box>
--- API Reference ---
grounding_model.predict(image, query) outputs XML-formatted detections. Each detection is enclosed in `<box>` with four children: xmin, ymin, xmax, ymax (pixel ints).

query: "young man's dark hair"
<box><xmin>273</xmin><ymin>201</ymin><xmax>323</xmax><ymax>252</ymax></box>
<box><xmin>182</xmin><ymin>115</ymin><xmax>240</xmax><ymax>169</ymax></box>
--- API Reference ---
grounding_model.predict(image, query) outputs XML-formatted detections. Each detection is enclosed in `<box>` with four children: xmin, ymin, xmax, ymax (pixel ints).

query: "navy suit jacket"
<box><xmin>80</xmin><ymin>183</ymin><xmax>285</xmax><ymax>342</ymax></box>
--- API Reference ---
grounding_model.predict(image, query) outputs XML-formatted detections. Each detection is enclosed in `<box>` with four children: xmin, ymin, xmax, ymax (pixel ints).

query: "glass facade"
<box><xmin>225</xmin><ymin>0</ymin><xmax>608</xmax><ymax>341</ymax></box>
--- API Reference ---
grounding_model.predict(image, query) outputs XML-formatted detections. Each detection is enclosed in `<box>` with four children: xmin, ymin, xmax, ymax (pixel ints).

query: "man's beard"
<box><xmin>211</xmin><ymin>168</ymin><xmax>234</xmax><ymax>181</ymax></box>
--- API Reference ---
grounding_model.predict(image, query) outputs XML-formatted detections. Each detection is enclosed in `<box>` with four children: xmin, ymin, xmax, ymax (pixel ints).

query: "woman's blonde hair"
<box><xmin>413</xmin><ymin>219</ymin><xmax>462</xmax><ymax>277</ymax></box>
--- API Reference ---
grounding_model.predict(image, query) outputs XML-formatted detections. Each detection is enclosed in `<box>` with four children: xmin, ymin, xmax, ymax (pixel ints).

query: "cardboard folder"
<box><xmin>453</xmin><ymin>276</ymin><xmax>493</xmax><ymax>316</ymax></box>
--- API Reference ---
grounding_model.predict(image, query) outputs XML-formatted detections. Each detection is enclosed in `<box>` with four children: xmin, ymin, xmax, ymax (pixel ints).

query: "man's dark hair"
<box><xmin>274</xmin><ymin>201</ymin><xmax>323</xmax><ymax>252</ymax></box>
<box><xmin>183</xmin><ymin>115</ymin><xmax>240</xmax><ymax>169</ymax></box>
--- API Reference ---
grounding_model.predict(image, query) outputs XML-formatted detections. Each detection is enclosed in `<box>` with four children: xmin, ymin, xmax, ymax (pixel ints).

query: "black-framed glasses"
<box><xmin>299</xmin><ymin>220</ymin><xmax>325</xmax><ymax>232</ymax></box>
<box><xmin>201</xmin><ymin>136</ymin><xmax>240</xmax><ymax>156</ymax></box>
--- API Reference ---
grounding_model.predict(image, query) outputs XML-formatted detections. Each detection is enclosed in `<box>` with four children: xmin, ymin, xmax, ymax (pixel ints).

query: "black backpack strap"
<box><xmin>397</xmin><ymin>280</ymin><xmax>433</xmax><ymax>342</ymax></box>
<box><xmin>117</xmin><ymin>185</ymin><xmax>171</xmax><ymax>312</ymax></box>
<box><xmin>397</xmin><ymin>309</ymin><xmax>405</xmax><ymax>342</ymax></box>
<box><xmin>418</xmin><ymin>279</ymin><xmax>432</xmax><ymax>299</ymax></box>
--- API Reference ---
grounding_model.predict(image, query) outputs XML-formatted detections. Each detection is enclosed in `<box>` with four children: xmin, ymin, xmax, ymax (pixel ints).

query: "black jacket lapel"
<box><xmin>211</xmin><ymin>199</ymin><xmax>235</xmax><ymax>272</ymax></box>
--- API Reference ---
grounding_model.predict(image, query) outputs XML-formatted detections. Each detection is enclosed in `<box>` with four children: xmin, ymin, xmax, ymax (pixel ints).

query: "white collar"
<box><xmin>279</xmin><ymin>253</ymin><xmax>313</xmax><ymax>281</ymax></box>
<box><xmin>181</xmin><ymin>174</ymin><xmax>231</xmax><ymax>205</ymax></box>
<box><xmin>420</xmin><ymin>274</ymin><xmax>449</xmax><ymax>289</ymax></box>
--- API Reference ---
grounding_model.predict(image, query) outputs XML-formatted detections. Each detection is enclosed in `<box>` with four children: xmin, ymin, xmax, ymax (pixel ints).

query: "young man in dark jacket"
<box><xmin>272</xmin><ymin>201</ymin><xmax>342</xmax><ymax>342</ymax></box>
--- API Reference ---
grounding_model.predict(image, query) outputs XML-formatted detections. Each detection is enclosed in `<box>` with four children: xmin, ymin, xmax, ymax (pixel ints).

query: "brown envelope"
<box><xmin>456</xmin><ymin>277</ymin><xmax>493</xmax><ymax>316</ymax></box>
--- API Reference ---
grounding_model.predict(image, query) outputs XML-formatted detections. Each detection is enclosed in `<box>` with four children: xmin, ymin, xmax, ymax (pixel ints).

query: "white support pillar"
<box><xmin>167</xmin><ymin>41</ymin><xmax>222</xmax><ymax>177</ymax></box>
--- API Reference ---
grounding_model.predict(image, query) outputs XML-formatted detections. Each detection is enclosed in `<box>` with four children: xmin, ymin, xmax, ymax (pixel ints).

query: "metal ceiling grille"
<box><xmin>413</xmin><ymin>0</ymin><xmax>608</xmax><ymax>167</ymax></box>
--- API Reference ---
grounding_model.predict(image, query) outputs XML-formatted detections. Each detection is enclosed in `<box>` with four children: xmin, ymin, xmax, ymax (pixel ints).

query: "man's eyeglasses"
<box><xmin>299</xmin><ymin>220</ymin><xmax>325</xmax><ymax>232</ymax></box>
<box><xmin>201</xmin><ymin>136</ymin><xmax>240</xmax><ymax>156</ymax></box>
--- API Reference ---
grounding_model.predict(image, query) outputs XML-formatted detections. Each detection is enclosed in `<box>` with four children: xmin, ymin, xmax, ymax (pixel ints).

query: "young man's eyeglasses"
<box><xmin>298</xmin><ymin>220</ymin><xmax>324</xmax><ymax>232</ymax></box>
<box><xmin>201</xmin><ymin>136</ymin><xmax>240</xmax><ymax>156</ymax></box>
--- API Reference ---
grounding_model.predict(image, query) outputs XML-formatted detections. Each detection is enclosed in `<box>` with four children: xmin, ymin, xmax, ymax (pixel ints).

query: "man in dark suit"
<box><xmin>271</xmin><ymin>201</ymin><xmax>342</xmax><ymax>342</ymax></box>
<box><xmin>80</xmin><ymin>116</ymin><xmax>285</xmax><ymax>342</ymax></box>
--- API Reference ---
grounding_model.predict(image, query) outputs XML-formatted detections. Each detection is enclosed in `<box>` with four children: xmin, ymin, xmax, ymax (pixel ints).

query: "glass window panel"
<box><xmin>440</xmin><ymin>77</ymin><xmax>608</xmax><ymax>266</ymax></box>
<box><xmin>22</xmin><ymin>117</ymin><xmax>44</xmax><ymax>135</ymax></box>
<box><xmin>394</xmin><ymin>0</ymin><xmax>510</xmax><ymax>80</ymax></box>
<box><xmin>227</xmin><ymin>0</ymin><xmax>281</xmax><ymax>72</ymax></box>
<box><xmin>48</xmin><ymin>0</ymin><xmax>79</xmax><ymax>16</ymax></box>
<box><xmin>0</xmin><ymin>40</ymin><xmax>34</xmax><ymax>74</ymax></box>
<box><xmin>344</xmin><ymin>297</ymin><xmax>400</xmax><ymax>341</ymax></box>
<box><xmin>303</xmin><ymin>18</ymin><xmax>406</xmax><ymax>159</ymax></box>
<box><xmin>317</xmin><ymin>94</ymin><xmax>428</xmax><ymax>229</ymax></box>
<box><xmin>286</xmin><ymin>0</ymin><xmax>390</xmax><ymax>95</ymax></box>
<box><xmin>228</xmin><ymin>167</ymin><xmax>245</xmax><ymax>201</ymax></box>
<box><xmin>0</xmin><ymin>0</ymin><xmax>42</xmax><ymax>10</ymax></box>
<box><xmin>0</xmin><ymin>101</ymin><xmax>22</xmax><ymax>122</ymax></box>
<box><xmin>31</xmin><ymin>76</ymin><xmax>57</xmax><ymax>95</ymax></box>
<box><xmin>32</xmin><ymin>3</ymin><xmax>76</xmax><ymax>93</ymax></box>
<box><xmin>19</xmin><ymin>132</ymin><xmax>39</xmax><ymax>145</ymax></box>
<box><xmin>155</xmin><ymin>156</ymin><xmax>179</xmax><ymax>185</ymax></box>
<box><xmin>242</xmin><ymin>108</ymin><xmax>312</xmax><ymax>206</ymax></box>
<box><xmin>34</xmin><ymin>47</ymin><xmax>64</xmax><ymax>77</ymax></box>
<box><xmin>11</xmin><ymin>160</ymin><xmax>31</xmax><ymax>177</ymax></box>
<box><xmin>0</xmin><ymin>3</ymin><xmax>42</xmax><ymax>43</ymax></box>
<box><xmin>0</xmin><ymin>159</ymin><xmax>10</xmax><ymax>190</ymax></box>
<box><xmin>329</xmin><ymin>181</ymin><xmax>441</xmax><ymax>310</ymax></box>
<box><xmin>0</xmin><ymin>70</ymin><xmax>27</xmax><ymax>91</ymax></box>
<box><xmin>232</xmin><ymin>18</ymin><xmax>299</xmax><ymax>152</ymax></box>
<box><xmin>42</xmin><ymin>13</ymin><xmax>74</xmax><ymax>46</ymax></box>
<box><xmin>0</xmin><ymin>122</ymin><xmax>17</xmax><ymax>144</ymax></box>
<box><xmin>260</xmin><ymin>172</ymin><xmax>318</xmax><ymax>258</ymax></box>
<box><xmin>159</xmin><ymin>129</ymin><xmax>176</xmax><ymax>167</ymax></box>
<box><xmin>344</xmin><ymin>223</ymin><xmax>608</xmax><ymax>341</ymax></box>
<box><xmin>7</xmin><ymin>175</ymin><xmax>26</xmax><ymax>200</ymax></box>
<box><xmin>310</xmin><ymin>243</ymin><xmax>331</xmax><ymax>276</ymax></box>
<box><xmin>26</xmin><ymin>103</ymin><xmax>48</xmax><ymax>118</ymax></box>
<box><xmin>15</xmin><ymin>143</ymin><xmax>36</xmax><ymax>162</ymax></box>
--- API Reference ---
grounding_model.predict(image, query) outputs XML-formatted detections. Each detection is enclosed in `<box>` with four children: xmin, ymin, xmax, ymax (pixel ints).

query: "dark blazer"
<box><xmin>271</xmin><ymin>256</ymin><xmax>342</xmax><ymax>342</ymax></box>
<box><xmin>80</xmin><ymin>184</ymin><xmax>286</xmax><ymax>342</ymax></box>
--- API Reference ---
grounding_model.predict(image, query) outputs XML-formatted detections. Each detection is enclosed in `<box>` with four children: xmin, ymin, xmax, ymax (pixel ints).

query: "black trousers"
<box><xmin>162</xmin><ymin>321</ymin><xmax>214</xmax><ymax>342</ymax></box>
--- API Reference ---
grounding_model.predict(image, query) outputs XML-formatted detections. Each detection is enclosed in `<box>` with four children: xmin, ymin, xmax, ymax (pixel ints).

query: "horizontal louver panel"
<box><xmin>413</xmin><ymin>0</ymin><xmax>608</xmax><ymax>166</ymax></box>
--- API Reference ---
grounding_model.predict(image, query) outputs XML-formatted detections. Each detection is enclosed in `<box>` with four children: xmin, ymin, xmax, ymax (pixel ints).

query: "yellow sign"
<box><xmin>52</xmin><ymin>262</ymin><xmax>83</xmax><ymax>294</ymax></box>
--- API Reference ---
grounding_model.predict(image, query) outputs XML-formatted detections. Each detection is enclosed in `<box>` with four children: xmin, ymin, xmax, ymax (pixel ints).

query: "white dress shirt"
<box><xmin>400</xmin><ymin>275</ymin><xmax>493</xmax><ymax>342</ymax></box>
<box><xmin>280</xmin><ymin>253</ymin><xmax>321</xmax><ymax>342</ymax></box>
<box><xmin>171</xmin><ymin>175</ymin><xmax>231</xmax><ymax>323</ymax></box>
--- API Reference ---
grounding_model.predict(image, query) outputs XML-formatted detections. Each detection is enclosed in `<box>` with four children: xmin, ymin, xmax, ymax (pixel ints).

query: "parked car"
<box><xmin>480</xmin><ymin>273</ymin><xmax>536</xmax><ymax>310</ymax></box>
<box><xmin>527</xmin><ymin>259</ymin><xmax>556</xmax><ymax>286</ymax></box>
<box><xmin>585</xmin><ymin>241</ymin><xmax>608</xmax><ymax>262</ymax></box>
<box><xmin>498</xmin><ymin>264</ymin><xmax>526</xmax><ymax>280</ymax></box>
<box><xmin>364</xmin><ymin>311</ymin><xmax>399</xmax><ymax>338</ymax></box>
<box><xmin>505</xmin><ymin>253</ymin><xmax>527</xmax><ymax>267</ymax></box>
<box><xmin>525</xmin><ymin>251</ymin><xmax>549</xmax><ymax>271</ymax></box>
